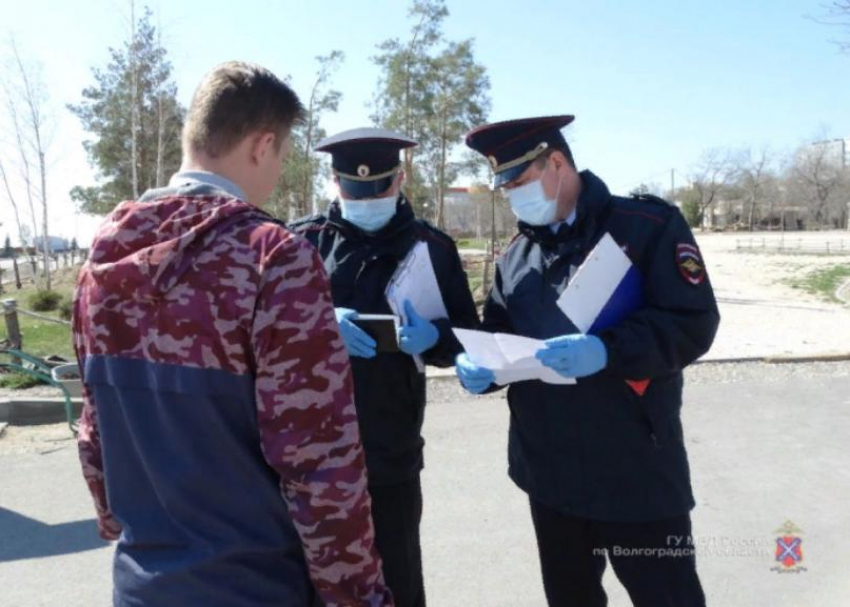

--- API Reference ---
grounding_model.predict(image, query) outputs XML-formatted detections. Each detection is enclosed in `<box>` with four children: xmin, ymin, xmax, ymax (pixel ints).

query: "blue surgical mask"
<box><xmin>506</xmin><ymin>164</ymin><xmax>563</xmax><ymax>226</ymax></box>
<box><xmin>339</xmin><ymin>195</ymin><xmax>398</xmax><ymax>232</ymax></box>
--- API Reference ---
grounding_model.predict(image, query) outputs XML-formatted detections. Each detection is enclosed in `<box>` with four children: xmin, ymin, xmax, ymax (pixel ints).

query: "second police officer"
<box><xmin>291</xmin><ymin>127</ymin><xmax>479</xmax><ymax>607</ymax></box>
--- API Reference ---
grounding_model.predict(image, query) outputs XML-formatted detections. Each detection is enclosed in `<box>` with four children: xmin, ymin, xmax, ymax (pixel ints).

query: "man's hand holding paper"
<box><xmin>455</xmin><ymin>353</ymin><xmax>496</xmax><ymax>394</ymax></box>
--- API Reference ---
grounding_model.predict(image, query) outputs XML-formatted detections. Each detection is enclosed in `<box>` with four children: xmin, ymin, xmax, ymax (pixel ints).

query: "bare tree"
<box><xmin>2</xmin><ymin>74</ymin><xmax>40</xmax><ymax>255</ymax></box>
<box><xmin>302</xmin><ymin>51</ymin><xmax>343</xmax><ymax>216</ymax></box>
<box><xmin>818</xmin><ymin>1</ymin><xmax>850</xmax><ymax>52</ymax></box>
<box><xmin>790</xmin><ymin>139</ymin><xmax>848</xmax><ymax>228</ymax></box>
<box><xmin>155</xmin><ymin>19</ymin><xmax>166</xmax><ymax>188</ymax></box>
<box><xmin>734</xmin><ymin>147</ymin><xmax>774</xmax><ymax>231</ymax></box>
<box><xmin>2</xmin><ymin>37</ymin><xmax>53</xmax><ymax>289</ymax></box>
<box><xmin>0</xmin><ymin>158</ymin><xmax>28</xmax><ymax>253</ymax></box>
<box><xmin>688</xmin><ymin>149</ymin><xmax>735</xmax><ymax>228</ymax></box>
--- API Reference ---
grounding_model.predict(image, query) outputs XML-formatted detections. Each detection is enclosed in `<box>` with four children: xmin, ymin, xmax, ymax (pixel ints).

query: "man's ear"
<box><xmin>549</xmin><ymin>151</ymin><xmax>566</xmax><ymax>173</ymax></box>
<box><xmin>250</xmin><ymin>132</ymin><xmax>277</xmax><ymax>166</ymax></box>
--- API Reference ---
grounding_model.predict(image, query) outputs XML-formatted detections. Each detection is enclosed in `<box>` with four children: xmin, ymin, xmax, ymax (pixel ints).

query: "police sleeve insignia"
<box><xmin>676</xmin><ymin>243</ymin><xmax>705</xmax><ymax>285</ymax></box>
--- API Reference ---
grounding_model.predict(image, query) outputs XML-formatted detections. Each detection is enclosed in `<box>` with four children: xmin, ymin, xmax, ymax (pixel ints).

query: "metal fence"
<box><xmin>735</xmin><ymin>237</ymin><xmax>850</xmax><ymax>255</ymax></box>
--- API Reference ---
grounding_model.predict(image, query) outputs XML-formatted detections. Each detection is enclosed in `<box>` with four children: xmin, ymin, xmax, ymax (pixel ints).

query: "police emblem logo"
<box><xmin>357</xmin><ymin>164</ymin><xmax>370</xmax><ymax>178</ymax></box>
<box><xmin>676</xmin><ymin>243</ymin><xmax>705</xmax><ymax>285</ymax></box>
<box><xmin>771</xmin><ymin>521</ymin><xmax>807</xmax><ymax>573</ymax></box>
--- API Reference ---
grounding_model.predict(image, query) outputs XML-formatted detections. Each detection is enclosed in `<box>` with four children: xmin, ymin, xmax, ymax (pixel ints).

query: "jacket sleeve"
<box><xmin>252</xmin><ymin>236</ymin><xmax>394</xmax><ymax>607</ymax></box>
<box><xmin>470</xmin><ymin>259</ymin><xmax>512</xmax><ymax>394</ymax></box>
<box><xmin>480</xmin><ymin>259</ymin><xmax>514</xmax><ymax>335</ymax></box>
<box><xmin>422</xmin><ymin>241</ymin><xmax>481</xmax><ymax>368</ymax></box>
<box><xmin>597</xmin><ymin>210</ymin><xmax>720</xmax><ymax>379</ymax></box>
<box><xmin>73</xmin><ymin>277</ymin><xmax>123</xmax><ymax>541</ymax></box>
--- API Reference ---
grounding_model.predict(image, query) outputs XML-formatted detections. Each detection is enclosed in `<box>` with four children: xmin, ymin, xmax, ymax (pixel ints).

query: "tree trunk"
<box><xmin>156</xmin><ymin>93</ymin><xmax>165</xmax><ymax>187</ymax></box>
<box><xmin>155</xmin><ymin>27</ymin><xmax>166</xmax><ymax>188</ymax></box>
<box><xmin>39</xmin><ymin>150</ymin><xmax>51</xmax><ymax>290</ymax></box>
<box><xmin>436</xmin><ymin>113</ymin><xmax>448</xmax><ymax>229</ymax></box>
<box><xmin>130</xmin><ymin>0</ymin><xmax>140</xmax><ymax>199</ymax></box>
<box><xmin>747</xmin><ymin>194</ymin><xmax>756</xmax><ymax>232</ymax></box>
<box><xmin>13</xmin><ymin>257</ymin><xmax>22</xmax><ymax>289</ymax></box>
<box><xmin>303</xmin><ymin>94</ymin><xmax>316</xmax><ymax>217</ymax></box>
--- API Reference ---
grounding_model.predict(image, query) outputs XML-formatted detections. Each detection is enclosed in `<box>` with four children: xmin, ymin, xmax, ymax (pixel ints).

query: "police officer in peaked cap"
<box><xmin>459</xmin><ymin>115</ymin><xmax>720</xmax><ymax>607</ymax></box>
<box><xmin>291</xmin><ymin>127</ymin><xmax>479</xmax><ymax>607</ymax></box>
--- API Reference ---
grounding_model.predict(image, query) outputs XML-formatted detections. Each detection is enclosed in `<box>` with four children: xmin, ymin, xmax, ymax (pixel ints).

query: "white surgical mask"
<box><xmin>340</xmin><ymin>195</ymin><xmax>398</xmax><ymax>232</ymax></box>
<box><xmin>506</xmin><ymin>163</ymin><xmax>563</xmax><ymax>226</ymax></box>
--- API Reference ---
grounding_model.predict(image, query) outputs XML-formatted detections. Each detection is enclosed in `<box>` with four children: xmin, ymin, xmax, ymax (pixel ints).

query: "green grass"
<box><xmin>786</xmin><ymin>264</ymin><xmax>850</xmax><ymax>303</ymax></box>
<box><xmin>1</xmin><ymin>268</ymin><xmax>77</xmax><ymax>361</ymax></box>
<box><xmin>456</xmin><ymin>238</ymin><xmax>488</xmax><ymax>250</ymax></box>
<box><xmin>0</xmin><ymin>372</ymin><xmax>44</xmax><ymax>390</ymax></box>
<box><xmin>468</xmin><ymin>273</ymin><xmax>484</xmax><ymax>297</ymax></box>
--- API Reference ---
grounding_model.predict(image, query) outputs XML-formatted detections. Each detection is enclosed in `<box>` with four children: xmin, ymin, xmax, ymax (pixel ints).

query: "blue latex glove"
<box><xmin>335</xmin><ymin>307</ymin><xmax>377</xmax><ymax>359</ymax></box>
<box><xmin>535</xmin><ymin>334</ymin><xmax>608</xmax><ymax>378</ymax></box>
<box><xmin>398</xmin><ymin>300</ymin><xmax>439</xmax><ymax>355</ymax></box>
<box><xmin>455</xmin><ymin>352</ymin><xmax>495</xmax><ymax>394</ymax></box>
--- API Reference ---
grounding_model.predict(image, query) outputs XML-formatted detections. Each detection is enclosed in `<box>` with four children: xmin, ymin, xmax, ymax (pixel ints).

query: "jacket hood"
<box><xmin>86</xmin><ymin>190</ymin><xmax>261</xmax><ymax>299</ymax></box>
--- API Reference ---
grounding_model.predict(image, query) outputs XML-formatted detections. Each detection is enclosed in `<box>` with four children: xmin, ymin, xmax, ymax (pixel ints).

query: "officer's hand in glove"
<box><xmin>335</xmin><ymin>307</ymin><xmax>377</xmax><ymax>359</ymax></box>
<box><xmin>535</xmin><ymin>334</ymin><xmax>607</xmax><ymax>378</ymax></box>
<box><xmin>455</xmin><ymin>353</ymin><xmax>495</xmax><ymax>394</ymax></box>
<box><xmin>398</xmin><ymin>300</ymin><xmax>439</xmax><ymax>356</ymax></box>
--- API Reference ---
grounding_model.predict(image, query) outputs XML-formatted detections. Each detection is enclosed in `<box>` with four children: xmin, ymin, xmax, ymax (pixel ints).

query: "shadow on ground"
<box><xmin>0</xmin><ymin>506</ymin><xmax>107</xmax><ymax>562</ymax></box>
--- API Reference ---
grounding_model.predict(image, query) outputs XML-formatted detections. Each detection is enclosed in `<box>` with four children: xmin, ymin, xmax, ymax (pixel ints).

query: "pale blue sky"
<box><xmin>1</xmin><ymin>0</ymin><xmax>848</xmax><ymax>243</ymax></box>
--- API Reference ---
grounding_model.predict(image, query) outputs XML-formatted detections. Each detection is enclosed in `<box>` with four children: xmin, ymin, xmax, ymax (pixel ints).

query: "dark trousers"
<box><xmin>370</xmin><ymin>476</ymin><xmax>426</xmax><ymax>607</ymax></box>
<box><xmin>530</xmin><ymin>500</ymin><xmax>706</xmax><ymax>607</ymax></box>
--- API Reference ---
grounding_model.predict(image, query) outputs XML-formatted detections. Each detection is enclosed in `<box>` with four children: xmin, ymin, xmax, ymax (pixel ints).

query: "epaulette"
<box><xmin>631</xmin><ymin>193</ymin><xmax>673</xmax><ymax>207</ymax></box>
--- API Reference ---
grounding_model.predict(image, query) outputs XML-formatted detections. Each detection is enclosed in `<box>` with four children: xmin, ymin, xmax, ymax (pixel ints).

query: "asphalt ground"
<box><xmin>1</xmin><ymin>362</ymin><xmax>849</xmax><ymax>606</ymax></box>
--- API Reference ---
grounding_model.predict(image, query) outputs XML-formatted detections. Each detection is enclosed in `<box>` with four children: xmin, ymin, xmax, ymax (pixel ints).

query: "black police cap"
<box><xmin>464</xmin><ymin>115</ymin><xmax>574</xmax><ymax>187</ymax></box>
<box><xmin>315</xmin><ymin>127</ymin><xmax>417</xmax><ymax>199</ymax></box>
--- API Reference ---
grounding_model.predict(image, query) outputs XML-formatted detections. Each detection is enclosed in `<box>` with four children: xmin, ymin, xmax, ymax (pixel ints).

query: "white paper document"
<box><xmin>385</xmin><ymin>241</ymin><xmax>449</xmax><ymax>324</ymax></box>
<box><xmin>453</xmin><ymin>328</ymin><xmax>575</xmax><ymax>386</ymax></box>
<box><xmin>556</xmin><ymin>232</ymin><xmax>633</xmax><ymax>333</ymax></box>
<box><xmin>386</xmin><ymin>241</ymin><xmax>449</xmax><ymax>372</ymax></box>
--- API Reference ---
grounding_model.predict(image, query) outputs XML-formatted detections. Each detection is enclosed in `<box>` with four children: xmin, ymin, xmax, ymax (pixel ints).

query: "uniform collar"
<box><xmin>549</xmin><ymin>209</ymin><xmax>577</xmax><ymax>233</ymax></box>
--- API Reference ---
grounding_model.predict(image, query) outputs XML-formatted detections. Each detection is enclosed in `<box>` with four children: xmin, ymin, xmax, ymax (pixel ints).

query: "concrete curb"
<box><xmin>4</xmin><ymin>352</ymin><xmax>850</xmax><ymax>427</ymax></box>
<box><xmin>0</xmin><ymin>398</ymin><xmax>83</xmax><ymax>426</ymax></box>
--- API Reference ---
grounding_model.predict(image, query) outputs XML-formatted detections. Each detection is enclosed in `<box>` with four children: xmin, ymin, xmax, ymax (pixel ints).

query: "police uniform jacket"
<box><xmin>292</xmin><ymin>196</ymin><xmax>479</xmax><ymax>486</ymax></box>
<box><xmin>483</xmin><ymin>170</ymin><xmax>720</xmax><ymax>522</ymax></box>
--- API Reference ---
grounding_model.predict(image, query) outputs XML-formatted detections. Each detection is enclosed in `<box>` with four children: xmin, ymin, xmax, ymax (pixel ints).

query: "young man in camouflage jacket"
<box><xmin>73</xmin><ymin>62</ymin><xmax>394</xmax><ymax>607</ymax></box>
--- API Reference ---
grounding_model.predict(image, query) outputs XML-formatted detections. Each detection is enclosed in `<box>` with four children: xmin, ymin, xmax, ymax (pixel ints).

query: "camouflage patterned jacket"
<box><xmin>73</xmin><ymin>179</ymin><xmax>394</xmax><ymax>607</ymax></box>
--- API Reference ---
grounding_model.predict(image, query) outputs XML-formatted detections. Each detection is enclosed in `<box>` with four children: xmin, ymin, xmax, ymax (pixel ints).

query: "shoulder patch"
<box><xmin>676</xmin><ymin>243</ymin><xmax>705</xmax><ymax>285</ymax></box>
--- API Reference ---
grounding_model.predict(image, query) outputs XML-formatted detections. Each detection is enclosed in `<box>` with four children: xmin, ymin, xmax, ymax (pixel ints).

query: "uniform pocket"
<box><xmin>627</xmin><ymin>374</ymin><xmax>683</xmax><ymax>447</ymax></box>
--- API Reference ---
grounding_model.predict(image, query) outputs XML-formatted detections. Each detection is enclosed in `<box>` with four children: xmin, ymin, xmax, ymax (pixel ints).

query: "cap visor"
<box><xmin>493</xmin><ymin>162</ymin><xmax>531</xmax><ymax>188</ymax></box>
<box><xmin>339</xmin><ymin>176</ymin><xmax>394</xmax><ymax>199</ymax></box>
